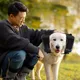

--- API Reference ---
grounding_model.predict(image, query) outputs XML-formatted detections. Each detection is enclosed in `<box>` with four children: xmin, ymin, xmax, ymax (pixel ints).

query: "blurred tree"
<box><xmin>25</xmin><ymin>16</ymin><xmax>41</xmax><ymax>29</ymax></box>
<box><xmin>0</xmin><ymin>0</ymin><xmax>20</xmax><ymax>20</ymax></box>
<box><xmin>0</xmin><ymin>0</ymin><xmax>79</xmax><ymax>34</ymax></box>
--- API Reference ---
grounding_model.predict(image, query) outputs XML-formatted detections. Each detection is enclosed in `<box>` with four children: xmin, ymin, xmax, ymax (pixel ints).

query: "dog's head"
<box><xmin>49</xmin><ymin>32</ymin><xmax>66</xmax><ymax>56</ymax></box>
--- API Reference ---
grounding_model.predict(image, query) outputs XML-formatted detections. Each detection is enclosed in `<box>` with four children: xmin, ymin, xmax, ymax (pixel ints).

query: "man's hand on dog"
<box><xmin>38</xmin><ymin>49</ymin><xmax>44</xmax><ymax>61</ymax></box>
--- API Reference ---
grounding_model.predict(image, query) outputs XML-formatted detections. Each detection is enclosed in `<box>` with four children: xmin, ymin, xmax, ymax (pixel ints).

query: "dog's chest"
<box><xmin>43</xmin><ymin>52</ymin><xmax>64</xmax><ymax>64</ymax></box>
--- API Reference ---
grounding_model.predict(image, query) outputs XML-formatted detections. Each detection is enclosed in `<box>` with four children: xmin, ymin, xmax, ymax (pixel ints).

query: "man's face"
<box><xmin>10</xmin><ymin>12</ymin><xmax>26</xmax><ymax>27</ymax></box>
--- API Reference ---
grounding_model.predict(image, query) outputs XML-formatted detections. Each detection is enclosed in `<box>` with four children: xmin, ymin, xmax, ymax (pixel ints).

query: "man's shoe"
<box><xmin>14</xmin><ymin>67</ymin><xmax>31</xmax><ymax>80</ymax></box>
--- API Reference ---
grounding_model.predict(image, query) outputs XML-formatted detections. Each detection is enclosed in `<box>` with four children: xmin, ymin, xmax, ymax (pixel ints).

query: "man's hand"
<box><xmin>38</xmin><ymin>49</ymin><xmax>44</xmax><ymax>61</ymax></box>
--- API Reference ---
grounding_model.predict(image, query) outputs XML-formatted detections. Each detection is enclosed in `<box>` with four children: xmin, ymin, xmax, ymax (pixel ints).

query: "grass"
<box><xmin>59</xmin><ymin>62</ymin><xmax>80</xmax><ymax>80</ymax></box>
<box><xmin>26</xmin><ymin>53</ymin><xmax>80</xmax><ymax>80</ymax></box>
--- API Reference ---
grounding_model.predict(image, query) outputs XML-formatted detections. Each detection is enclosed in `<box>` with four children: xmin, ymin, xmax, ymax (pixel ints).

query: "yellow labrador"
<box><xmin>31</xmin><ymin>32</ymin><xmax>66</xmax><ymax>80</ymax></box>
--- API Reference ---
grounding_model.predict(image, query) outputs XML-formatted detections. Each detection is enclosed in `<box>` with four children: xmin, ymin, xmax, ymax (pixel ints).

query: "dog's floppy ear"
<box><xmin>41</xmin><ymin>34</ymin><xmax>51</xmax><ymax>53</ymax></box>
<box><xmin>64</xmin><ymin>34</ymin><xmax>75</xmax><ymax>54</ymax></box>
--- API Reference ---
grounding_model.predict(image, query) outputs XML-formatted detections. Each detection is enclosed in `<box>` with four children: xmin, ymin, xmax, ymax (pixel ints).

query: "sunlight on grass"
<box><xmin>59</xmin><ymin>62</ymin><xmax>80</xmax><ymax>80</ymax></box>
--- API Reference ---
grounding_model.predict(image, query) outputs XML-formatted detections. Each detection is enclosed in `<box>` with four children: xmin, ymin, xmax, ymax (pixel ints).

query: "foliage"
<box><xmin>0</xmin><ymin>0</ymin><xmax>20</xmax><ymax>20</ymax></box>
<box><xmin>65</xmin><ymin>15</ymin><xmax>76</xmax><ymax>30</ymax></box>
<box><xmin>22</xmin><ymin>2</ymin><xmax>68</xmax><ymax>29</ymax></box>
<box><xmin>51</xmin><ymin>4</ymin><xmax>68</xmax><ymax>16</ymax></box>
<box><xmin>0</xmin><ymin>0</ymin><xmax>77</xmax><ymax>32</ymax></box>
<box><xmin>25</xmin><ymin>16</ymin><xmax>41</xmax><ymax>29</ymax></box>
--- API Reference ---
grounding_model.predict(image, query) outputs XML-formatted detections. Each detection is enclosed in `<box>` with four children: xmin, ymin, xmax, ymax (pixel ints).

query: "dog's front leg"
<box><xmin>30</xmin><ymin>69</ymin><xmax>35</xmax><ymax>80</ymax></box>
<box><xmin>36</xmin><ymin>61</ymin><xmax>43</xmax><ymax>80</ymax></box>
<box><xmin>52</xmin><ymin>63</ymin><xmax>60</xmax><ymax>80</ymax></box>
<box><xmin>44</xmin><ymin>62</ymin><xmax>52</xmax><ymax>80</ymax></box>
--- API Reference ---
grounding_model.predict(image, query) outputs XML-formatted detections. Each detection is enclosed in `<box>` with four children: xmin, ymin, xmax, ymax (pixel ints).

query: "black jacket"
<box><xmin>0</xmin><ymin>20</ymin><xmax>54</xmax><ymax>57</ymax></box>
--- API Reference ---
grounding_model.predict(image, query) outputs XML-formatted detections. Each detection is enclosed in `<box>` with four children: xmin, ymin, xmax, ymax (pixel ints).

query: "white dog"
<box><xmin>31</xmin><ymin>32</ymin><xmax>66</xmax><ymax>80</ymax></box>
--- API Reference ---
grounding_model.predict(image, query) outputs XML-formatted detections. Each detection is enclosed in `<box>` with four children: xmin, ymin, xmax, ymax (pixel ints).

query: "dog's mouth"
<box><xmin>55</xmin><ymin>49</ymin><xmax>60</xmax><ymax>53</ymax></box>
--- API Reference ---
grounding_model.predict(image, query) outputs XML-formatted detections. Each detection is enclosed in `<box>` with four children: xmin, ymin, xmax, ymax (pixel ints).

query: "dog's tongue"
<box><xmin>55</xmin><ymin>49</ymin><xmax>60</xmax><ymax>53</ymax></box>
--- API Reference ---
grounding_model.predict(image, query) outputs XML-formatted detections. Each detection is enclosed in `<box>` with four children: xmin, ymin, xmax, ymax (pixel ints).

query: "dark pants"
<box><xmin>1</xmin><ymin>50</ymin><xmax>38</xmax><ymax>77</ymax></box>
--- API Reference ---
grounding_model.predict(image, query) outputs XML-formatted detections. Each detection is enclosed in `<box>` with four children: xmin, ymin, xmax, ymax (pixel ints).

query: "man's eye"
<box><xmin>53</xmin><ymin>39</ymin><xmax>56</xmax><ymax>41</ymax></box>
<box><xmin>60</xmin><ymin>39</ymin><xmax>63</xmax><ymax>41</ymax></box>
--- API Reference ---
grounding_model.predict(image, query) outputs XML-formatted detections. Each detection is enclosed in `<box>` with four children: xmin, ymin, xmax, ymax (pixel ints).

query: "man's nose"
<box><xmin>21</xmin><ymin>19</ymin><xmax>25</xmax><ymax>24</ymax></box>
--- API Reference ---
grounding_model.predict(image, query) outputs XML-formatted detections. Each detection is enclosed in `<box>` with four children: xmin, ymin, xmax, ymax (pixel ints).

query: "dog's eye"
<box><xmin>60</xmin><ymin>39</ymin><xmax>63</xmax><ymax>41</ymax></box>
<box><xmin>53</xmin><ymin>39</ymin><xmax>56</xmax><ymax>41</ymax></box>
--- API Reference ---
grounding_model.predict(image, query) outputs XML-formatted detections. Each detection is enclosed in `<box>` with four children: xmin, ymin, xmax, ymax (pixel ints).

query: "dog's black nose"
<box><xmin>56</xmin><ymin>45</ymin><xmax>60</xmax><ymax>49</ymax></box>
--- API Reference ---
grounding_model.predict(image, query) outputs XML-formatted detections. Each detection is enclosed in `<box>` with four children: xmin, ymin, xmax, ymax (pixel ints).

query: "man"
<box><xmin>0</xmin><ymin>1</ymin><xmax>54</xmax><ymax>80</ymax></box>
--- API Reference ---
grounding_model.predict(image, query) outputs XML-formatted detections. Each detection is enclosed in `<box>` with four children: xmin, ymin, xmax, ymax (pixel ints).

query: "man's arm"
<box><xmin>20</xmin><ymin>25</ymin><xmax>54</xmax><ymax>46</ymax></box>
<box><xmin>0</xmin><ymin>23</ymin><xmax>39</xmax><ymax>55</ymax></box>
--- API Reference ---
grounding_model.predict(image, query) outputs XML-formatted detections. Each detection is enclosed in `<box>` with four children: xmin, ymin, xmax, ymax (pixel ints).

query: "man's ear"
<box><xmin>9</xmin><ymin>14</ymin><xmax>15</xmax><ymax>18</ymax></box>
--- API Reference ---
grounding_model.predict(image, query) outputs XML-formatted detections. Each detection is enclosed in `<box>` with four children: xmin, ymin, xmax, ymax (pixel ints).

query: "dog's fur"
<box><xmin>31</xmin><ymin>32</ymin><xmax>66</xmax><ymax>80</ymax></box>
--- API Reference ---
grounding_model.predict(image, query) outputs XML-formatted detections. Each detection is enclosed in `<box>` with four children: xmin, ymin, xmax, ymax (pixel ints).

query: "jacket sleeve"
<box><xmin>0</xmin><ymin>23</ymin><xmax>39</xmax><ymax>54</ymax></box>
<box><xmin>29</xmin><ymin>27</ymin><xmax>54</xmax><ymax>46</ymax></box>
<box><xmin>20</xmin><ymin>25</ymin><xmax>54</xmax><ymax>46</ymax></box>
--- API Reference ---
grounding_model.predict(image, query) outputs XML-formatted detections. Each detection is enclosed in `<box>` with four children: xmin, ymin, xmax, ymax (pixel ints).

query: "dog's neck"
<box><xmin>50</xmin><ymin>52</ymin><xmax>63</xmax><ymax>57</ymax></box>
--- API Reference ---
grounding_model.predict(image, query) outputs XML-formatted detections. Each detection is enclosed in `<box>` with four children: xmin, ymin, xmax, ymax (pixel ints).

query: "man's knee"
<box><xmin>15</xmin><ymin>50</ymin><xmax>26</xmax><ymax>61</ymax></box>
<box><xmin>9</xmin><ymin>50</ymin><xmax>27</xmax><ymax>69</ymax></box>
<box><xmin>25</xmin><ymin>55</ymin><xmax>38</xmax><ymax>70</ymax></box>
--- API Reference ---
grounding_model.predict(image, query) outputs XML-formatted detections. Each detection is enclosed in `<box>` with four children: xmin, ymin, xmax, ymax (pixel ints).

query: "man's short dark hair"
<box><xmin>8</xmin><ymin>1</ymin><xmax>28</xmax><ymax>16</ymax></box>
